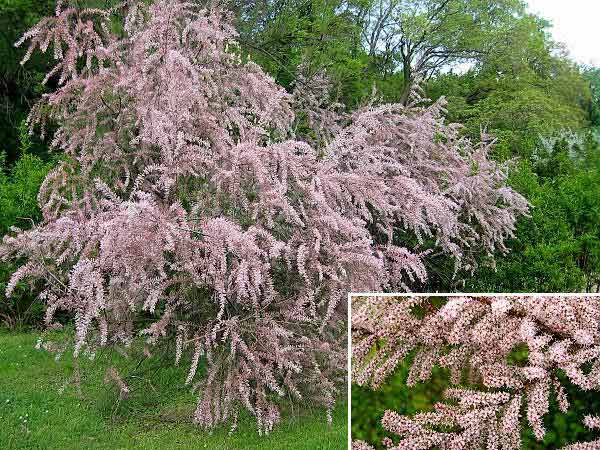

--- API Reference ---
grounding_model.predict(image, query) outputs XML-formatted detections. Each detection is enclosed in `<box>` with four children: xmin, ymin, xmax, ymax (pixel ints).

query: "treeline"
<box><xmin>1</xmin><ymin>0</ymin><xmax>600</xmax><ymax>327</ymax></box>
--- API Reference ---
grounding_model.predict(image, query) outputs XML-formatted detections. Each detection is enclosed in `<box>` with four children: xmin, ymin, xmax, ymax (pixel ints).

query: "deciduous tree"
<box><xmin>360</xmin><ymin>0</ymin><xmax>524</xmax><ymax>103</ymax></box>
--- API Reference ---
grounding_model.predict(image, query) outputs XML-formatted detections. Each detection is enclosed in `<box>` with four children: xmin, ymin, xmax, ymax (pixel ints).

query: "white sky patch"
<box><xmin>526</xmin><ymin>0</ymin><xmax>600</xmax><ymax>67</ymax></box>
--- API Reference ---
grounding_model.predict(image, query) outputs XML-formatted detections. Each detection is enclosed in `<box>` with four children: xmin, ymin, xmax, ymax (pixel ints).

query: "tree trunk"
<box><xmin>400</xmin><ymin>62</ymin><xmax>413</xmax><ymax>105</ymax></box>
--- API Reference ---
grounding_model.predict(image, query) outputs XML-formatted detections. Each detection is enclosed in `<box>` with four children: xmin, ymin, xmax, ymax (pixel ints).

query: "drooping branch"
<box><xmin>352</xmin><ymin>296</ymin><xmax>600</xmax><ymax>449</ymax></box>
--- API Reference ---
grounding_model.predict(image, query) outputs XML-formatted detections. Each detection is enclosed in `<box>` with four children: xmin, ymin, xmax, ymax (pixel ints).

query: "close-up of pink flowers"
<box><xmin>352</xmin><ymin>295</ymin><xmax>600</xmax><ymax>449</ymax></box>
<box><xmin>0</xmin><ymin>0</ymin><xmax>599</xmax><ymax>449</ymax></box>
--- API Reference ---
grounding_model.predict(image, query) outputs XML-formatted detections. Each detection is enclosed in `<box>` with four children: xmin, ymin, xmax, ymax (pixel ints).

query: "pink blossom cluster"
<box><xmin>290</xmin><ymin>62</ymin><xmax>346</xmax><ymax>148</ymax></box>
<box><xmin>352</xmin><ymin>296</ymin><xmax>600</xmax><ymax>449</ymax></box>
<box><xmin>3</xmin><ymin>0</ymin><xmax>526</xmax><ymax>433</ymax></box>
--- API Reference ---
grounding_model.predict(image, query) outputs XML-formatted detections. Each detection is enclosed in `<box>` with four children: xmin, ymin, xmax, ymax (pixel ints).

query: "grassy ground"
<box><xmin>0</xmin><ymin>330</ymin><xmax>347</xmax><ymax>449</ymax></box>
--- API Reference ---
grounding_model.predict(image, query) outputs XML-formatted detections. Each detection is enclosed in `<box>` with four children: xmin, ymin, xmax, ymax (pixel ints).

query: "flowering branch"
<box><xmin>352</xmin><ymin>296</ymin><xmax>600</xmax><ymax>449</ymax></box>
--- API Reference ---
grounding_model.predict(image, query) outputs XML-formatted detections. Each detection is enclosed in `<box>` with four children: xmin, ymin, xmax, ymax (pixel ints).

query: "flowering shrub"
<box><xmin>2</xmin><ymin>0</ymin><xmax>527</xmax><ymax>433</ymax></box>
<box><xmin>352</xmin><ymin>295</ymin><xmax>600</xmax><ymax>449</ymax></box>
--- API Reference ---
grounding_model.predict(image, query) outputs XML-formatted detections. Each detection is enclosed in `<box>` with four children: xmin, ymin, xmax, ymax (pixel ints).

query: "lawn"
<box><xmin>0</xmin><ymin>330</ymin><xmax>347</xmax><ymax>449</ymax></box>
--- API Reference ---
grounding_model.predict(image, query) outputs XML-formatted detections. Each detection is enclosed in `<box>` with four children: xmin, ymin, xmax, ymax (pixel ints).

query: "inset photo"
<box><xmin>351</xmin><ymin>294</ymin><xmax>600</xmax><ymax>450</ymax></box>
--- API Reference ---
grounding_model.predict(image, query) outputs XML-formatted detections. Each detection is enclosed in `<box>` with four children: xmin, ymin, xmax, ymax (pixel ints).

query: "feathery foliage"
<box><xmin>352</xmin><ymin>295</ymin><xmax>600</xmax><ymax>449</ymax></box>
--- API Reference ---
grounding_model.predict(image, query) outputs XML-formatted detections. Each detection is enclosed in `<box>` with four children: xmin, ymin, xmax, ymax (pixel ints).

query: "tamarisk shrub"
<box><xmin>352</xmin><ymin>296</ymin><xmax>600</xmax><ymax>449</ymax></box>
<box><xmin>2</xmin><ymin>0</ymin><xmax>527</xmax><ymax>434</ymax></box>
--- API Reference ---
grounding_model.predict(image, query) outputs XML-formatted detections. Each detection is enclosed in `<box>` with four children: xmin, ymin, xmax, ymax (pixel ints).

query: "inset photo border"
<box><xmin>348</xmin><ymin>293</ymin><xmax>600</xmax><ymax>450</ymax></box>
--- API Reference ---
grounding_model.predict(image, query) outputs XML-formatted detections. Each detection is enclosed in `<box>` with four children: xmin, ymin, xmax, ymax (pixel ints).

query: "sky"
<box><xmin>526</xmin><ymin>0</ymin><xmax>600</xmax><ymax>66</ymax></box>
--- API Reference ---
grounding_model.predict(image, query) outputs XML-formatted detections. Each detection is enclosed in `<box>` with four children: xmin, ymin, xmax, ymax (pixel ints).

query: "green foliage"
<box><xmin>0</xmin><ymin>0</ymin><xmax>54</xmax><ymax>163</ymax></box>
<box><xmin>428</xmin><ymin>66</ymin><xmax>591</xmax><ymax>161</ymax></box>
<box><xmin>584</xmin><ymin>67</ymin><xmax>600</xmax><ymax>127</ymax></box>
<box><xmin>426</xmin><ymin>11</ymin><xmax>592</xmax><ymax>160</ymax></box>
<box><xmin>234</xmin><ymin>0</ymin><xmax>373</xmax><ymax>106</ymax></box>
<box><xmin>0</xmin><ymin>122</ymin><xmax>53</xmax><ymax>328</ymax></box>
<box><xmin>0</xmin><ymin>123</ymin><xmax>52</xmax><ymax>233</ymax></box>
<box><xmin>462</xmin><ymin>133</ymin><xmax>600</xmax><ymax>293</ymax></box>
<box><xmin>417</xmin><ymin>10</ymin><xmax>599</xmax><ymax>295</ymax></box>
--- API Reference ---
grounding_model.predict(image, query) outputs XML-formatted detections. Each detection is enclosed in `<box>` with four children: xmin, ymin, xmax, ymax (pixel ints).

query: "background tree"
<box><xmin>227</xmin><ymin>0</ymin><xmax>378</xmax><ymax>111</ymax></box>
<box><xmin>415</xmin><ymin>8</ymin><xmax>599</xmax><ymax>293</ymax></box>
<box><xmin>584</xmin><ymin>66</ymin><xmax>600</xmax><ymax>127</ymax></box>
<box><xmin>359</xmin><ymin>0</ymin><xmax>525</xmax><ymax>103</ymax></box>
<box><xmin>426</xmin><ymin>14</ymin><xmax>592</xmax><ymax>160</ymax></box>
<box><xmin>0</xmin><ymin>0</ymin><xmax>54</xmax><ymax>163</ymax></box>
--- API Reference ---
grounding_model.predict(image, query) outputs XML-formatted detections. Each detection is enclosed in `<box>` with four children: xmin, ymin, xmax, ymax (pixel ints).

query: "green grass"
<box><xmin>0</xmin><ymin>330</ymin><xmax>347</xmax><ymax>449</ymax></box>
